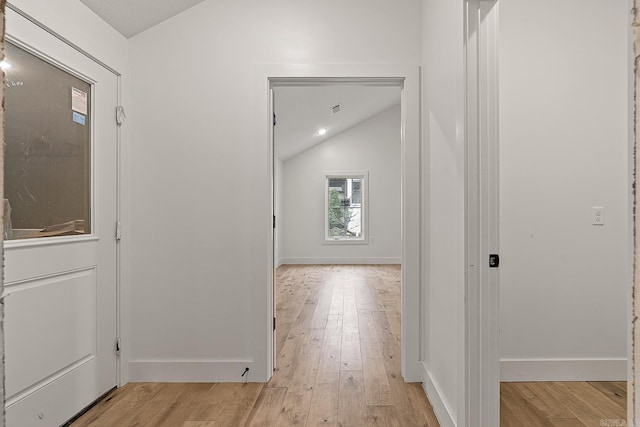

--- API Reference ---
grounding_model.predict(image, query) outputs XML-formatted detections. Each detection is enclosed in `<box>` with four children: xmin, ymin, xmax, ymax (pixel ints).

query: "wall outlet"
<box><xmin>592</xmin><ymin>206</ymin><xmax>604</xmax><ymax>225</ymax></box>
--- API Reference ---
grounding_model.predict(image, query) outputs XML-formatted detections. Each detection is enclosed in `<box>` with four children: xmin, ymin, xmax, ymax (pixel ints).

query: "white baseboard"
<box><xmin>275</xmin><ymin>258</ymin><xmax>284</xmax><ymax>268</ymax></box>
<box><xmin>129</xmin><ymin>360</ymin><xmax>256</xmax><ymax>382</ymax></box>
<box><xmin>500</xmin><ymin>358</ymin><xmax>627</xmax><ymax>382</ymax></box>
<box><xmin>280</xmin><ymin>257</ymin><xmax>401</xmax><ymax>265</ymax></box>
<box><xmin>420</xmin><ymin>361</ymin><xmax>456</xmax><ymax>427</ymax></box>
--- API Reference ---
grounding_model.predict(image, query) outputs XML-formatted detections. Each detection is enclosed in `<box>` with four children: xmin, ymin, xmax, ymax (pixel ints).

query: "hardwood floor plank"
<box><xmin>186</xmin><ymin>383</ymin><xmax>244</xmax><ymax>421</ymax></box>
<box><xmin>587</xmin><ymin>381</ymin><xmax>626</xmax><ymax>409</ymax></box>
<box><xmin>369</xmin><ymin>310</ymin><xmax>434</xmax><ymax>426</ymax></box>
<box><xmin>514</xmin><ymin>382</ymin><xmax>574</xmax><ymax>418</ymax></box>
<box><xmin>365</xmin><ymin>405</ymin><xmax>404</xmax><ymax>427</ymax></box>
<box><xmin>182</xmin><ymin>422</ymin><xmax>217</xmax><ymax>427</ymax></box>
<box><xmin>70</xmin><ymin>383</ymin><xmax>166</xmax><ymax>426</ymax></box>
<box><xmin>272</xmin><ymin>391</ymin><xmax>314</xmax><ymax>425</ymax></box>
<box><xmin>306</xmin><ymin>314</ymin><xmax>342</xmax><ymax>426</ymax></box>
<box><xmin>561</xmin><ymin>382</ymin><xmax>626</xmax><ymax>419</ymax></box>
<box><xmin>269</xmin><ymin>268</ymin><xmax>327</xmax><ymax>389</ymax></box>
<box><xmin>137</xmin><ymin>383</ymin><xmax>213</xmax><ymax>427</ymax></box>
<box><xmin>354</xmin><ymin>273</ymin><xmax>384</xmax><ymax>313</ymax></box>
<box><xmin>548</xmin><ymin>419</ymin><xmax>587</xmax><ymax>427</ymax></box>
<box><xmin>527</xmin><ymin>382</ymin><xmax>602</xmax><ymax>420</ymax></box>
<box><xmin>359</xmin><ymin>311</ymin><xmax>392</xmax><ymax>406</ymax></box>
<box><xmin>500</xmin><ymin>382</ymin><xmax>628</xmax><ymax>427</ymax></box>
<box><xmin>338</xmin><ymin>370</ymin><xmax>367</xmax><ymax>427</ymax></box>
<box><xmin>500</xmin><ymin>383</ymin><xmax>553</xmax><ymax>427</ymax></box>
<box><xmin>329</xmin><ymin>275</ymin><xmax>345</xmax><ymax>315</ymax></box>
<box><xmin>341</xmin><ymin>276</ymin><xmax>363</xmax><ymax>371</ymax></box>
<box><xmin>244</xmin><ymin>387</ymin><xmax>287</xmax><ymax>427</ymax></box>
<box><xmin>212</xmin><ymin>383</ymin><xmax>264</xmax><ymax>426</ymax></box>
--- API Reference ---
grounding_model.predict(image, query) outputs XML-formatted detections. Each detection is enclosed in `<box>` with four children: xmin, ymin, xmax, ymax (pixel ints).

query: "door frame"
<box><xmin>464</xmin><ymin>0</ymin><xmax>500</xmax><ymax>425</ymax></box>
<box><xmin>256</xmin><ymin>64</ymin><xmax>421</xmax><ymax>382</ymax></box>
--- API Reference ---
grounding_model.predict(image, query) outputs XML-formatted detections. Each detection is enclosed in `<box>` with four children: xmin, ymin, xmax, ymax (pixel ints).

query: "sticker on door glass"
<box><xmin>71</xmin><ymin>87</ymin><xmax>88</xmax><ymax>115</ymax></box>
<box><xmin>72</xmin><ymin>111</ymin><xmax>86</xmax><ymax>126</ymax></box>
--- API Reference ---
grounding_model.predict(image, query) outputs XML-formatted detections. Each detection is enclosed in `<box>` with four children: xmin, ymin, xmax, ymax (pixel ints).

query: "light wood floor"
<box><xmin>70</xmin><ymin>264</ymin><xmax>440</xmax><ymax>426</ymax></box>
<box><xmin>501</xmin><ymin>381</ymin><xmax>627</xmax><ymax>426</ymax></box>
<box><xmin>69</xmin><ymin>264</ymin><xmax>627</xmax><ymax>426</ymax></box>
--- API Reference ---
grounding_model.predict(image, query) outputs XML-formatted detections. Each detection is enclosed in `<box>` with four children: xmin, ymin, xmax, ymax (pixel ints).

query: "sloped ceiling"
<box><xmin>274</xmin><ymin>86</ymin><xmax>400</xmax><ymax>161</ymax></box>
<box><xmin>80</xmin><ymin>0</ymin><xmax>207</xmax><ymax>38</ymax></box>
<box><xmin>78</xmin><ymin>2</ymin><xmax>401</xmax><ymax>161</ymax></box>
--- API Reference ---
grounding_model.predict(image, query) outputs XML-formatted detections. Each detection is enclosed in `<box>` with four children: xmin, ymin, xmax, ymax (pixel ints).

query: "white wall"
<box><xmin>280</xmin><ymin>105</ymin><xmax>401</xmax><ymax>264</ymax></box>
<box><xmin>275</xmin><ymin>158</ymin><xmax>284</xmax><ymax>267</ymax></box>
<box><xmin>128</xmin><ymin>0</ymin><xmax>422</xmax><ymax>381</ymax></box>
<box><xmin>499</xmin><ymin>0</ymin><xmax>629</xmax><ymax>381</ymax></box>
<box><xmin>421</xmin><ymin>0</ymin><xmax>466</xmax><ymax>425</ymax></box>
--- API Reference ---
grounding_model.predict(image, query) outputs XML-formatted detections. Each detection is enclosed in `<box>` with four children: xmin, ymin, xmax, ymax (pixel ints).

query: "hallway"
<box><xmin>265</xmin><ymin>265</ymin><xmax>438</xmax><ymax>425</ymax></box>
<box><xmin>70</xmin><ymin>265</ymin><xmax>439</xmax><ymax>426</ymax></box>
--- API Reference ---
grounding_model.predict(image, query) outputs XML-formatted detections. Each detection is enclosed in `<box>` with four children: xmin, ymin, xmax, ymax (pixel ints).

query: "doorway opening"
<box><xmin>464</xmin><ymin>0</ymin><xmax>631</xmax><ymax>423</ymax></box>
<box><xmin>265</xmin><ymin>78</ymin><xmax>427</xmax><ymax>424</ymax></box>
<box><xmin>271</xmin><ymin>83</ymin><xmax>402</xmax><ymax>365</ymax></box>
<box><xmin>263</xmin><ymin>70</ymin><xmax>422</xmax><ymax>387</ymax></box>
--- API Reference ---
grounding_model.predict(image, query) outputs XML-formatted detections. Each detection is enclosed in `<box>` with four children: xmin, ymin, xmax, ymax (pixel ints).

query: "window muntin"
<box><xmin>325</xmin><ymin>174</ymin><xmax>367</xmax><ymax>241</ymax></box>
<box><xmin>3</xmin><ymin>41</ymin><xmax>92</xmax><ymax>240</ymax></box>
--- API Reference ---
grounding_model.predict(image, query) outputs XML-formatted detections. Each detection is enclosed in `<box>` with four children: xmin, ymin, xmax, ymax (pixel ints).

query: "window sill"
<box><xmin>4</xmin><ymin>234</ymin><xmax>99</xmax><ymax>249</ymax></box>
<box><xmin>323</xmin><ymin>238</ymin><xmax>369</xmax><ymax>245</ymax></box>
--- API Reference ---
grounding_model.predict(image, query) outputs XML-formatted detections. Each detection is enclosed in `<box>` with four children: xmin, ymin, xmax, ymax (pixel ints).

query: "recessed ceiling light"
<box><xmin>317</xmin><ymin>128</ymin><xmax>327</xmax><ymax>136</ymax></box>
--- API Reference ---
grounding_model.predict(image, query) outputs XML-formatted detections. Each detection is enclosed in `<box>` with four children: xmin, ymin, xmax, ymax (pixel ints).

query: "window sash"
<box><xmin>324</xmin><ymin>173</ymin><xmax>367</xmax><ymax>242</ymax></box>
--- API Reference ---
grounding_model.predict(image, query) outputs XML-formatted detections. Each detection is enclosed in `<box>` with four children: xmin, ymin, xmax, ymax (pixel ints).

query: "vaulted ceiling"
<box><xmin>80</xmin><ymin>0</ymin><xmax>207</xmax><ymax>38</ymax></box>
<box><xmin>79</xmin><ymin>1</ymin><xmax>401</xmax><ymax>161</ymax></box>
<box><xmin>274</xmin><ymin>86</ymin><xmax>400</xmax><ymax>161</ymax></box>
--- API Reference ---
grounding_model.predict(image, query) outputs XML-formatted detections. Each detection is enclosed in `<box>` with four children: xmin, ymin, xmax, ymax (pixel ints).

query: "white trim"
<box><xmin>627</xmin><ymin>0</ymin><xmax>635</xmax><ymax>420</ymax></box>
<box><xmin>280</xmin><ymin>257</ymin><xmax>401</xmax><ymax>265</ymax></box>
<box><xmin>421</xmin><ymin>362</ymin><xmax>456</xmax><ymax>427</ymax></box>
<box><xmin>6</xmin><ymin>3</ymin><xmax>121</xmax><ymax>76</ymax></box>
<box><xmin>128</xmin><ymin>361</ymin><xmax>255</xmax><ymax>382</ymax></box>
<box><xmin>323</xmin><ymin>171</ymin><xmax>368</xmax><ymax>243</ymax></box>
<box><xmin>500</xmin><ymin>358</ymin><xmax>628</xmax><ymax>382</ymax></box>
<box><xmin>321</xmin><ymin>240</ymin><xmax>369</xmax><ymax>246</ymax></box>
<box><xmin>4</xmin><ymin>234</ymin><xmax>99</xmax><ymax>249</ymax></box>
<box><xmin>257</xmin><ymin>64</ymin><xmax>422</xmax><ymax>383</ymax></box>
<box><xmin>464</xmin><ymin>0</ymin><xmax>500</xmax><ymax>425</ymax></box>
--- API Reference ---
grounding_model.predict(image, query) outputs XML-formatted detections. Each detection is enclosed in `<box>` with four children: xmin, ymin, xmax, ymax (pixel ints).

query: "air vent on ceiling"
<box><xmin>331</xmin><ymin>104</ymin><xmax>341</xmax><ymax>115</ymax></box>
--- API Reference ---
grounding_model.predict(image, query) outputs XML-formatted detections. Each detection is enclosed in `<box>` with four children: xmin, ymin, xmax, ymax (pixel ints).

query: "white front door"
<box><xmin>3</xmin><ymin>9</ymin><xmax>119</xmax><ymax>427</ymax></box>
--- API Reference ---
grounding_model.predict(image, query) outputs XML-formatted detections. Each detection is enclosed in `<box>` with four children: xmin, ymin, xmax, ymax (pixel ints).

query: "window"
<box><xmin>3</xmin><ymin>42</ymin><xmax>92</xmax><ymax>240</ymax></box>
<box><xmin>325</xmin><ymin>173</ymin><xmax>367</xmax><ymax>242</ymax></box>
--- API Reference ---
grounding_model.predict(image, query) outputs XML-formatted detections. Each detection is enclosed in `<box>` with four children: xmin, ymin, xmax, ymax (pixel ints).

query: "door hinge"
<box><xmin>273</xmin><ymin>113</ymin><xmax>277</xmax><ymax>126</ymax></box>
<box><xmin>273</xmin><ymin>317</ymin><xmax>276</xmax><ymax>331</ymax></box>
<box><xmin>116</xmin><ymin>337</ymin><xmax>121</xmax><ymax>357</ymax></box>
<box><xmin>116</xmin><ymin>221</ymin><xmax>122</xmax><ymax>241</ymax></box>
<box><xmin>273</xmin><ymin>215</ymin><xmax>276</xmax><ymax>229</ymax></box>
<box><xmin>116</xmin><ymin>106</ymin><xmax>126</xmax><ymax>126</ymax></box>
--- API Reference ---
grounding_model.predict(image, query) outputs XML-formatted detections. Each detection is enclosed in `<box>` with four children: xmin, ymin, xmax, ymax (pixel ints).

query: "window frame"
<box><xmin>3</xmin><ymin>39</ymin><xmax>97</xmax><ymax>245</ymax></box>
<box><xmin>323</xmin><ymin>172</ymin><xmax>369</xmax><ymax>244</ymax></box>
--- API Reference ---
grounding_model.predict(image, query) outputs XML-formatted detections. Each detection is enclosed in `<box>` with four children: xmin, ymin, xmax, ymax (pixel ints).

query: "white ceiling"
<box><xmin>274</xmin><ymin>86</ymin><xmax>400</xmax><ymax>161</ymax></box>
<box><xmin>80</xmin><ymin>0</ymin><xmax>207</xmax><ymax>38</ymax></box>
<box><xmin>77</xmin><ymin>3</ymin><xmax>401</xmax><ymax>160</ymax></box>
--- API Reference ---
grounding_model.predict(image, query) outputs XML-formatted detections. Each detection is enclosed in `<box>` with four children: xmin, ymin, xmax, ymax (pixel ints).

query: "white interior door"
<box><xmin>3</xmin><ymin>9</ymin><xmax>118</xmax><ymax>427</ymax></box>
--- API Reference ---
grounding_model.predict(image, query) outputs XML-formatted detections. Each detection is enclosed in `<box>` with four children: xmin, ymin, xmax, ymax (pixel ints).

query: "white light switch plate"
<box><xmin>592</xmin><ymin>206</ymin><xmax>604</xmax><ymax>225</ymax></box>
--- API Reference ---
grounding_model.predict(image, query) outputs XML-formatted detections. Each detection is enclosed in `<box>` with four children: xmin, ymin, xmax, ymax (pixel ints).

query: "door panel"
<box><xmin>5</xmin><ymin>268</ymin><xmax>97</xmax><ymax>397</ymax></box>
<box><xmin>3</xmin><ymin>8</ymin><xmax>118</xmax><ymax>427</ymax></box>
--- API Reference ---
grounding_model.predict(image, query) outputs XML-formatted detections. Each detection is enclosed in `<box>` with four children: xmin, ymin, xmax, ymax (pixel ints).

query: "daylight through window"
<box><xmin>325</xmin><ymin>174</ymin><xmax>367</xmax><ymax>241</ymax></box>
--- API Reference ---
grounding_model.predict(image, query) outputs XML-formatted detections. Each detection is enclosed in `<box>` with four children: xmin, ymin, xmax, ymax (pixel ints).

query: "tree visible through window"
<box><xmin>325</xmin><ymin>174</ymin><xmax>366</xmax><ymax>241</ymax></box>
